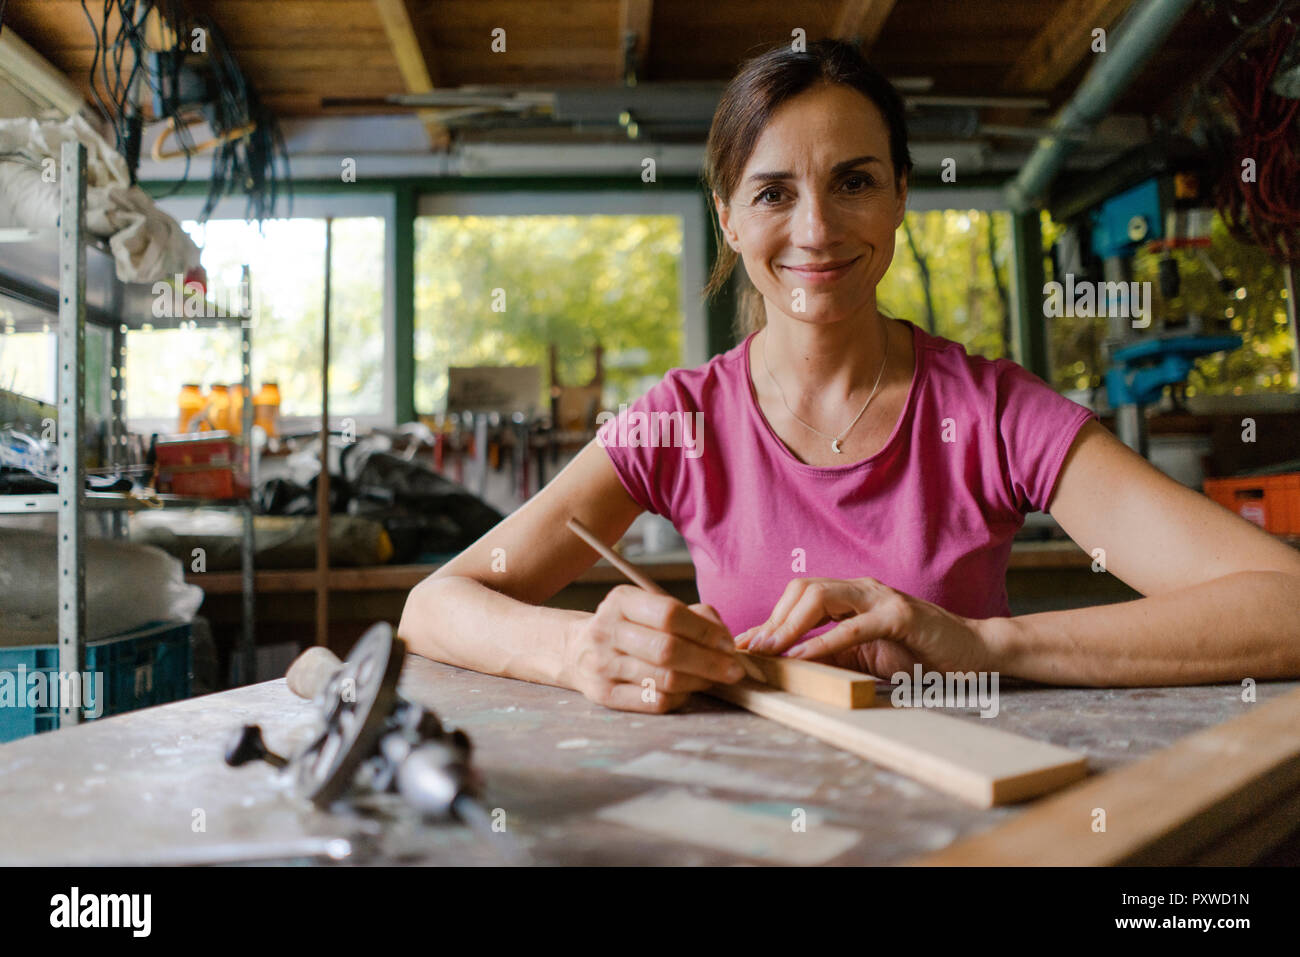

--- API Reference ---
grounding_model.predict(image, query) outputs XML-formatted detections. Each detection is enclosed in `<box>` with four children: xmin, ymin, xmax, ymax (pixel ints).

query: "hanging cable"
<box><xmin>1212</xmin><ymin>15</ymin><xmax>1300</xmax><ymax>264</ymax></box>
<box><xmin>73</xmin><ymin>0</ymin><xmax>289</xmax><ymax>221</ymax></box>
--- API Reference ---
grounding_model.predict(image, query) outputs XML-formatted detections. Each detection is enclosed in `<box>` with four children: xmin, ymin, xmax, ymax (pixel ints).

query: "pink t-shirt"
<box><xmin>596</xmin><ymin>320</ymin><xmax>1096</xmax><ymax>631</ymax></box>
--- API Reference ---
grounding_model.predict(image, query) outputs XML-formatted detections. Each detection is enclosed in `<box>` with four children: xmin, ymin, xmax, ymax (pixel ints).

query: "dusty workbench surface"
<box><xmin>1</xmin><ymin>658</ymin><xmax>1295</xmax><ymax>866</ymax></box>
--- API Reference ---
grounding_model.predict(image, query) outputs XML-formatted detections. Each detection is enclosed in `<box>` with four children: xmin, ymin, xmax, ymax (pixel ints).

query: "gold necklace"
<box><xmin>761</xmin><ymin>329</ymin><xmax>889</xmax><ymax>454</ymax></box>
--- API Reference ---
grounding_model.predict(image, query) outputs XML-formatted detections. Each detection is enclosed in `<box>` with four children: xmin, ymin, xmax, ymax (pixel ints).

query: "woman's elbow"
<box><xmin>399</xmin><ymin>574</ymin><xmax>457</xmax><ymax>654</ymax></box>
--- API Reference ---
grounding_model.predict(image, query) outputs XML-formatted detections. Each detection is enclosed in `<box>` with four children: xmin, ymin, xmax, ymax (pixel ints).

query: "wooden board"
<box><xmin>186</xmin><ymin>554</ymin><xmax>700</xmax><ymax>594</ymax></box>
<box><xmin>1192</xmin><ymin>789</ymin><xmax>1300</xmax><ymax>865</ymax></box>
<box><xmin>707</xmin><ymin>681</ymin><xmax>1087</xmax><ymax>807</ymax></box>
<box><xmin>911</xmin><ymin>686</ymin><xmax>1300</xmax><ymax>864</ymax></box>
<box><xmin>736</xmin><ymin>651</ymin><xmax>875</xmax><ymax>708</ymax></box>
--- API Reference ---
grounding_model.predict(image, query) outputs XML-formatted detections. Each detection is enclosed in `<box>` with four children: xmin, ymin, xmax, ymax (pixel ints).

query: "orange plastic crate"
<box><xmin>1203</xmin><ymin>473</ymin><xmax>1300</xmax><ymax>535</ymax></box>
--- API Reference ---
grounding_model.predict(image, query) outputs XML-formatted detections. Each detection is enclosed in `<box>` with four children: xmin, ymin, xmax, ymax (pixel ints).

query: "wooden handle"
<box><xmin>286</xmin><ymin>646</ymin><xmax>343</xmax><ymax>700</ymax></box>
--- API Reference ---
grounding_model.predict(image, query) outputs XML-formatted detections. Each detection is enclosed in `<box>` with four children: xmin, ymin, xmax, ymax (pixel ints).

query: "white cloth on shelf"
<box><xmin>0</xmin><ymin>114</ymin><xmax>200</xmax><ymax>283</ymax></box>
<box><xmin>0</xmin><ymin>528</ymin><xmax>203</xmax><ymax>646</ymax></box>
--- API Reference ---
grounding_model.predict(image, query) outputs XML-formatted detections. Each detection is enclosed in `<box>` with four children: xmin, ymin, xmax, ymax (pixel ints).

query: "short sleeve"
<box><xmin>595</xmin><ymin>372</ymin><xmax>690</xmax><ymax>520</ymax></box>
<box><xmin>993</xmin><ymin>359</ymin><xmax>1097</xmax><ymax>514</ymax></box>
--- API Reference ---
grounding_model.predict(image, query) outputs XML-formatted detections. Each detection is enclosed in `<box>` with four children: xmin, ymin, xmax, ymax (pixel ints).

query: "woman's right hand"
<box><xmin>562</xmin><ymin>585</ymin><xmax>746</xmax><ymax>713</ymax></box>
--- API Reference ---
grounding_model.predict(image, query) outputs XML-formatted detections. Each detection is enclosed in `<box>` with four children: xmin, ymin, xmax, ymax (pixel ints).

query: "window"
<box><xmin>116</xmin><ymin>193</ymin><xmax>395</xmax><ymax>431</ymax></box>
<box><xmin>0</xmin><ymin>327</ymin><xmax>55</xmax><ymax>402</ymax></box>
<box><xmin>413</xmin><ymin>192</ymin><xmax>707</xmax><ymax>416</ymax></box>
<box><xmin>124</xmin><ymin>216</ymin><xmax>386</xmax><ymax>427</ymax></box>
<box><xmin>879</xmin><ymin>208</ymin><xmax>1015</xmax><ymax>360</ymax></box>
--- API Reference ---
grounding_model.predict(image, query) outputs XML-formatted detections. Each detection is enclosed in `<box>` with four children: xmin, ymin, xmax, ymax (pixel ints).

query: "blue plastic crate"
<box><xmin>0</xmin><ymin>620</ymin><xmax>192</xmax><ymax>743</ymax></box>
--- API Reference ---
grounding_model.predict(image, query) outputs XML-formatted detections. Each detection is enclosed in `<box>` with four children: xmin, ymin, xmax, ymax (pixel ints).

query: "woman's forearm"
<box><xmin>982</xmin><ymin>570</ymin><xmax>1300</xmax><ymax>686</ymax></box>
<box><xmin>398</xmin><ymin>574</ymin><xmax>590</xmax><ymax>688</ymax></box>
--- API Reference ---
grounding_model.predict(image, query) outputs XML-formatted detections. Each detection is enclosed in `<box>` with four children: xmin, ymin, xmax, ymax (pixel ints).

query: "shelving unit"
<box><xmin>0</xmin><ymin>142</ymin><xmax>258</xmax><ymax>726</ymax></box>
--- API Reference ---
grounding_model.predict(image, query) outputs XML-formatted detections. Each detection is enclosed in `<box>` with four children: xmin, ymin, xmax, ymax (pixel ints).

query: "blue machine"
<box><xmin>1090</xmin><ymin>178</ymin><xmax>1164</xmax><ymax>260</ymax></box>
<box><xmin>1084</xmin><ymin>176</ymin><xmax>1243</xmax><ymax>455</ymax></box>
<box><xmin>1105</xmin><ymin>334</ymin><xmax>1243</xmax><ymax>408</ymax></box>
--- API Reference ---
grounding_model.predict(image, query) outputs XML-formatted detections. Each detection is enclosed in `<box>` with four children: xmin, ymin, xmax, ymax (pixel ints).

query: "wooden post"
<box><xmin>315</xmin><ymin>219</ymin><xmax>333</xmax><ymax>648</ymax></box>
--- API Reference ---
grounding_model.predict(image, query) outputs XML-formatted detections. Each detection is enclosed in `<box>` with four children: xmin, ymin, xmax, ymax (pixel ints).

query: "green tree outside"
<box><xmin>878</xmin><ymin>210</ymin><xmax>1013</xmax><ymax>360</ymax></box>
<box><xmin>413</xmin><ymin>214</ymin><xmax>683</xmax><ymax>412</ymax></box>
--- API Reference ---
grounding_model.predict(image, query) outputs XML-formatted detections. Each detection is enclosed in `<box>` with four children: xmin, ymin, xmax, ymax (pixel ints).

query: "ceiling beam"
<box><xmin>1002</xmin><ymin>0</ymin><xmax>1134</xmax><ymax>93</ymax></box>
<box><xmin>832</xmin><ymin>0</ymin><xmax>896</xmax><ymax>49</ymax></box>
<box><xmin>618</xmin><ymin>0</ymin><xmax>653</xmax><ymax>84</ymax></box>
<box><xmin>373</xmin><ymin>0</ymin><xmax>449</xmax><ymax>149</ymax></box>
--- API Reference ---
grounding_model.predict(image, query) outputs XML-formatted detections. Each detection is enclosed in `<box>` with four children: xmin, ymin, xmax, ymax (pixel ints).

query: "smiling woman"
<box><xmin>703</xmin><ymin>39</ymin><xmax>913</xmax><ymax>340</ymax></box>
<box><xmin>399</xmin><ymin>39</ymin><xmax>1300</xmax><ymax>713</ymax></box>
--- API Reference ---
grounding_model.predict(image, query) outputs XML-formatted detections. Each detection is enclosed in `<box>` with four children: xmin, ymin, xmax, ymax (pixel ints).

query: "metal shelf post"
<box><xmin>109</xmin><ymin>321</ymin><xmax>128</xmax><ymax>539</ymax></box>
<box><xmin>239</xmin><ymin>264</ymin><xmax>256</xmax><ymax>684</ymax></box>
<box><xmin>57</xmin><ymin>141</ymin><xmax>87</xmax><ymax>728</ymax></box>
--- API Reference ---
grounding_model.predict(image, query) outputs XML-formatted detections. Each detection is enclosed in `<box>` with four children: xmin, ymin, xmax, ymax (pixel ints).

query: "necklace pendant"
<box><xmin>831</xmin><ymin>438</ymin><xmax>843</xmax><ymax>454</ymax></box>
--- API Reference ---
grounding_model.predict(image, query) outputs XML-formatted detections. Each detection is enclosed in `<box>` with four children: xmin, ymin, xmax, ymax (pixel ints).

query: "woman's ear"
<box><xmin>894</xmin><ymin>176</ymin><xmax>909</xmax><ymax>229</ymax></box>
<box><xmin>713</xmin><ymin>192</ymin><xmax>740</xmax><ymax>252</ymax></box>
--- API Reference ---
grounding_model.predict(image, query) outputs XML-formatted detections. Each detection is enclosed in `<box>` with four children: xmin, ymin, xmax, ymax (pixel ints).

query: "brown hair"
<box><xmin>702</xmin><ymin>39</ymin><xmax>913</xmax><ymax>337</ymax></box>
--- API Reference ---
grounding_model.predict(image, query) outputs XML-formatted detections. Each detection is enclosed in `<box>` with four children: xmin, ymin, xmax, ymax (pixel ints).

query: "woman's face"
<box><xmin>715</xmin><ymin>82</ymin><xmax>907</xmax><ymax>327</ymax></box>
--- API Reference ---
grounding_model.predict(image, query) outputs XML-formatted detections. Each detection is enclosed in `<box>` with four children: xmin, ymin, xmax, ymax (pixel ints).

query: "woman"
<box><xmin>399</xmin><ymin>39</ymin><xmax>1300</xmax><ymax>713</ymax></box>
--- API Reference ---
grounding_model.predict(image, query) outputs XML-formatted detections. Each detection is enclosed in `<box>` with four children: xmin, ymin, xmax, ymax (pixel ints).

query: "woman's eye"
<box><xmin>754</xmin><ymin>187</ymin><xmax>785</xmax><ymax>205</ymax></box>
<box><xmin>842</xmin><ymin>174</ymin><xmax>875</xmax><ymax>192</ymax></box>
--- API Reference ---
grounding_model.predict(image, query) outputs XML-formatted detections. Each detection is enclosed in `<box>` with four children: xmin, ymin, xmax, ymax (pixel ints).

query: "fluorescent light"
<box><xmin>0</xmin><ymin>30</ymin><xmax>85</xmax><ymax>119</ymax></box>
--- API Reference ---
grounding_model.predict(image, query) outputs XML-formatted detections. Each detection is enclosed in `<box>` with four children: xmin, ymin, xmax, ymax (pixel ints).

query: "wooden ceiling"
<box><xmin>1</xmin><ymin>0</ymin><xmax>1249</xmax><ymax>147</ymax></box>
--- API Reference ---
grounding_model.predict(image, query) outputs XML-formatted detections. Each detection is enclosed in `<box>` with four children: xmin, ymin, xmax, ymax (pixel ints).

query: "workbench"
<box><xmin>2</xmin><ymin>655</ymin><xmax>1297</xmax><ymax>866</ymax></box>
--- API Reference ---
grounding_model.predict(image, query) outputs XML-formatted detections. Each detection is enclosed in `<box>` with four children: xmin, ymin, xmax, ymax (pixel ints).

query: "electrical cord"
<box><xmin>1213</xmin><ymin>15</ymin><xmax>1300</xmax><ymax>264</ymax></box>
<box><xmin>74</xmin><ymin>0</ymin><xmax>288</xmax><ymax>221</ymax></box>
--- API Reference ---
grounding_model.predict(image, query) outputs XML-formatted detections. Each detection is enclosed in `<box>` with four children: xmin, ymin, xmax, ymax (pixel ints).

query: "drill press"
<box><xmin>1086</xmin><ymin>176</ymin><xmax>1243</xmax><ymax>457</ymax></box>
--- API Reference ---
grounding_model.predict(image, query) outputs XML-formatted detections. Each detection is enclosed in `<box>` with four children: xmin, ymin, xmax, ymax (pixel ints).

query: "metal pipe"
<box><xmin>1004</xmin><ymin>0</ymin><xmax>1198</xmax><ymax>211</ymax></box>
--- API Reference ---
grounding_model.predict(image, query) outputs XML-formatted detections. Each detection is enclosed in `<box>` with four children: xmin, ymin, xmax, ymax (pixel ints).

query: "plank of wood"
<box><xmin>911</xmin><ymin>686</ymin><xmax>1300</xmax><ymax>864</ymax></box>
<box><xmin>708</xmin><ymin>680</ymin><xmax>1087</xmax><ymax>807</ymax></box>
<box><xmin>736</xmin><ymin>652</ymin><xmax>875</xmax><ymax>708</ymax></box>
<box><xmin>187</xmin><ymin>553</ymin><xmax>701</xmax><ymax>594</ymax></box>
<box><xmin>618</xmin><ymin>0</ymin><xmax>654</xmax><ymax>82</ymax></box>
<box><xmin>373</xmin><ymin>0</ymin><xmax>449</xmax><ymax>148</ymax></box>
<box><xmin>1192</xmin><ymin>789</ymin><xmax>1300</xmax><ymax>866</ymax></box>
<box><xmin>1002</xmin><ymin>0</ymin><xmax>1133</xmax><ymax>92</ymax></box>
<box><xmin>832</xmin><ymin>0</ymin><xmax>898</xmax><ymax>49</ymax></box>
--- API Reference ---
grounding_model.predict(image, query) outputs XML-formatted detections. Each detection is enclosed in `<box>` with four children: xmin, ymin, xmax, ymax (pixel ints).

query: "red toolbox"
<box><xmin>155</xmin><ymin>432</ymin><xmax>249</xmax><ymax>499</ymax></box>
<box><xmin>1203</xmin><ymin>472</ymin><xmax>1300</xmax><ymax>535</ymax></box>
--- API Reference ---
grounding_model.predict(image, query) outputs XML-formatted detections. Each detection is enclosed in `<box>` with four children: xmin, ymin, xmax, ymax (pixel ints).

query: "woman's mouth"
<box><xmin>780</xmin><ymin>256</ymin><xmax>860</xmax><ymax>285</ymax></box>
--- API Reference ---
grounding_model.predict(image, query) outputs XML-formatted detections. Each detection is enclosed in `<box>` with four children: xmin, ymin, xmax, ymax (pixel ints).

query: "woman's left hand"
<box><xmin>734</xmin><ymin>577</ymin><xmax>996</xmax><ymax>678</ymax></box>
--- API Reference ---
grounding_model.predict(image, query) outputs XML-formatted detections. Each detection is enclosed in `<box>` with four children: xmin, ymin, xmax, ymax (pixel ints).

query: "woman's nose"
<box><xmin>791</xmin><ymin>192</ymin><xmax>837</xmax><ymax>247</ymax></box>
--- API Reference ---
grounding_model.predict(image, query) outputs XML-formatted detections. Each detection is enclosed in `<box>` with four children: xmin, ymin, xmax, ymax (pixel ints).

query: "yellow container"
<box><xmin>204</xmin><ymin>384</ymin><xmax>230</xmax><ymax>432</ymax></box>
<box><xmin>253</xmin><ymin>381</ymin><xmax>281</xmax><ymax>438</ymax></box>
<box><xmin>178</xmin><ymin>383</ymin><xmax>205</xmax><ymax>433</ymax></box>
<box><xmin>227</xmin><ymin>384</ymin><xmax>247</xmax><ymax>437</ymax></box>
